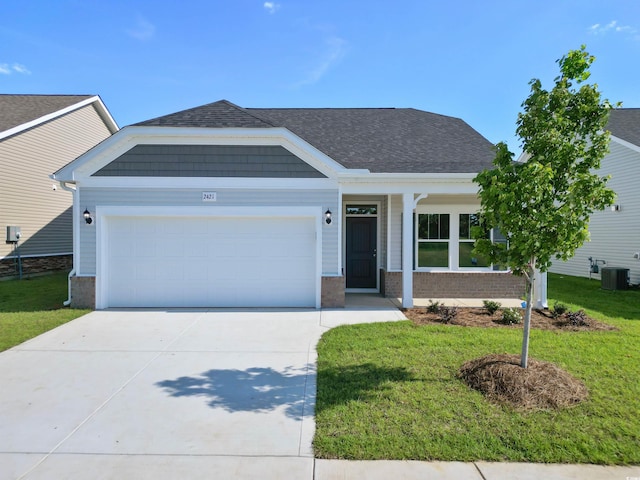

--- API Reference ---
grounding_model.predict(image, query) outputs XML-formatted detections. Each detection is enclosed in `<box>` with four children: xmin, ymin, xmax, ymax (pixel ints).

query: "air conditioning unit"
<box><xmin>601</xmin><ymin>268</ymin><xmax>629</xmax><ymax>290</ymax></box>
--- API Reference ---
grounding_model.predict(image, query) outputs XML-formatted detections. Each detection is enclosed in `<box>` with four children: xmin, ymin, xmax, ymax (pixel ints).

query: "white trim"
<box><xmin>414</xmin><ymin>204</ymin><xmax>503</xmax><ymax>273</ymax></box>
<box><xmin>95</xmin><ymin>205</ymin><xmax>321</xmax><ymax>309</ymax></box>
<box><xmin>610</xmin><ymin>135</ymin><xmax>640</xmax><ymax>154</ymax></box>
<box><xmin>386</xmin><ymin>194</ymin><xmax>392</xmax><ymax>272</ymax></box>
<box><xmin>75</xmin><ymin>176</ymin><xmax>339</xmax><ymax>190</ymax></box>
<box><xmin>401</xmin><ymin>193</ymin><xmax>414</xmax><ymax>308</ymax></box>
<box><xmin>1</xmin><ymin>251</ymin><xmax>73</xmax><ymax>260</ymax></box>
<box><xmin>340</xmin><ymin>181</ymin><xmax>478</xmax><ymax>195</ymax></box>
<box><xmin>55</xmin><ymin>126</ymin><xmax>350</xmax><ymax>182</ymax></box>
<box><xmin>1</xmin><ymin>96</ymin><xmax>118</xmax><ymax>141</ymax></box>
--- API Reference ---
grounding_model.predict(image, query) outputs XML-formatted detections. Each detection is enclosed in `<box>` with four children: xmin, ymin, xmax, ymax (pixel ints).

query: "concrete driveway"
<box><xmin>0</xmin><ymin>304</ymin><xmax>404</xmax><ymax>480</ymax></box>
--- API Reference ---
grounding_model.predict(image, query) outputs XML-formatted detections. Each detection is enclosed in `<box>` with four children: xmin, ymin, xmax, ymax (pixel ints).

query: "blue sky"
<box><xmin>2</xmin><ymin>1</ymin><xmax>639</xmax><ymax>155</ymax></box>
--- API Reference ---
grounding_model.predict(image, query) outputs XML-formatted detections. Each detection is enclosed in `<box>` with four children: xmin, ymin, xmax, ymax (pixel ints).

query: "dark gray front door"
<box><xmin>346</xmin><ymin>217</ymin><xmax>377</xmax><ymax>288</ymax></box>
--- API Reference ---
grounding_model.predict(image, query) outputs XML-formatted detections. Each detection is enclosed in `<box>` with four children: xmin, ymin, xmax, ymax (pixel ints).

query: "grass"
<box><xmin>0</xmin><ymin>272</ymin><xmax>90</xmax><ymax>351</ymax></box>
<box><xmin>314</xmin><ymin>273</ymin><xmax>640</xmax><ymax>464</ymax></box>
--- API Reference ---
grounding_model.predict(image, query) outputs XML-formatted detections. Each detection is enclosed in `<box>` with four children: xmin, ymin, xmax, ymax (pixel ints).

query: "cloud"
<box><xmin>12</xmin><ymin>64</ymin><xmax>31</xmax><ymax>74</ymax></box>
<box><xmin>263</xmin><ymin>2</ymin><xmax>281</xmax><ymax>14</ymax></box>
<box><xmin>0</xmin><ymin>63</ymin><xmax>31</xmax><ymax>75</ymax></box>
<box><xmin>127</xmin><ymin>16</ymin><xmax>156</xmax><ymax>41</ymax></box>
<box><xmin>296</xmin><ymin>35</ymin><xmax>348</xmax><ymax>87</ymax></box>
<box><xmin>589</xmin><ymin>20</ymin><xmax>637</xmax><ymax>36</ymax></box>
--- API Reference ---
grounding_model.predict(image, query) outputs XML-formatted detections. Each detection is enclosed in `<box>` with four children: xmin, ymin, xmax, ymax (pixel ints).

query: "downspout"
<box><xmin>58</xmin><ymin>181</ymin><xmax>77</xmax><ymax>306</ymax></box>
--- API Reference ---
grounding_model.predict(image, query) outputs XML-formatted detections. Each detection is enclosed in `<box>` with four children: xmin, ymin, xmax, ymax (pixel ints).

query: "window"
<box><xmin>346</xmin><ymin>205</ymin><xmax>377</xmax><ymax>215</ymax></box>
<box><xmin>458</xmin><ymin>213</ymin><xmax>489</xmax><ymax>267</ymax></box>
<box><xmin>417</xmin><ymin>214</ymin><xmax>449</xmax><ymax>267</ymax></box>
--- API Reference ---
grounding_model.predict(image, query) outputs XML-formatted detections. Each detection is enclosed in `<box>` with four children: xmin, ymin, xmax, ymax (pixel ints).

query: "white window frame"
<box><xmin>415</xmin><ymin>204</ymin><xmax>506</xmax><ymax>272</ymax></box>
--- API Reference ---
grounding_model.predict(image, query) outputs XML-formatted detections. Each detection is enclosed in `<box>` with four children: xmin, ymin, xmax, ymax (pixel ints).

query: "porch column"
<box><xmin>402</xmin><ymin>193</ymin><xmax>414</xmax><ymax>308</ymax></box>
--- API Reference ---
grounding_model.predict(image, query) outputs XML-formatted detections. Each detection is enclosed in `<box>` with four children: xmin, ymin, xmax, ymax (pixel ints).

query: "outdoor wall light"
<box><xmin>83</xmin><ymin>208</ymin><xmax>93</xmax><ymax>225</ymax></box>
<box><xmin>325</xmin><ymin>209</ymin><xmax>332</xmax><ymax>225</ymax></box>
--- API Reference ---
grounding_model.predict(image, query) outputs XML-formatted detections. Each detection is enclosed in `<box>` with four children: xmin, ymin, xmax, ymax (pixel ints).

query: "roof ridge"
<box><xmin>224</xmin><ymin>100</ymin><xmax>277</xmax><ymax>127</ymax></box>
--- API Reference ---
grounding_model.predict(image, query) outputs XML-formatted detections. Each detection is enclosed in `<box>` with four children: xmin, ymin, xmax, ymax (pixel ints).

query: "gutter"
<box><xmin>57</xmin><ymin>180</ymin><xmax>77</xmax><ymax>306</ymax></box>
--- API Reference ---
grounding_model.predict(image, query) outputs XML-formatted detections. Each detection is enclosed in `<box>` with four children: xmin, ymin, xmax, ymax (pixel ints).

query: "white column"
<box><xmin>402</xmin><ymin>193</ymin><xmax>414</xmax><ymax>308</ymax></box>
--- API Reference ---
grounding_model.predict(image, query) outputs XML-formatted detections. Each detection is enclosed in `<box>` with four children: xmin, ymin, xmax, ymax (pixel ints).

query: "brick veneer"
<box><xmin>71</xmin><ymin>276</ymin><xmax>345</xmax><ymax>309</ymax></box>
<box><xmin>322</xmin><ymin>276</ymin><xmax>345</xmax><ymax>307</ymax></box>
<box><xmin>381</xmin><ymin>269</ymin><xmax>525</xmax><ymax>299</ymax></box>
<box><xmin>70</xmin><ymin>276</ymin><xmax>96</xmax><ymax>309</ymax></box>
<box><xmin>0</xmin><ymin>254</ymin><xmax>72</xmax><ymax>279</ymax></box>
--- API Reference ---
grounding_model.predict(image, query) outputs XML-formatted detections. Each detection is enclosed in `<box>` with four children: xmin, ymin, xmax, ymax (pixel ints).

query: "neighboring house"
<box><xmin>53</xmin><ymin>99</ymin><xmax>526</xmax><ymax>309</ymax></box>
<box><xmin>549</xmin><ymin>108</ymin><xmax>640</xmax><ymax>286</ymax></box>
<box><xmin>0</xmin><ymin>95</ymin><xmax>118</xmax><ymax>279</ymax></box>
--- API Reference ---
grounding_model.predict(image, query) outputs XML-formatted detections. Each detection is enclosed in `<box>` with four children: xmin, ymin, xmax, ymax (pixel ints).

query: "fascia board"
<box><xmin>339</xmin><ymin>172</ymin><xmax>478</xmax><ymax>194</ymax></box>
<box><xmin>1</xmin><ymin>95</ymin><xmax>116</xmax><ymax>142</ymax></box>
<box><xmin>77</xmin><ymin>176</ymin><xmax>339</xmax><ymax>190</ymax></box>
<box><xmin>57</xmin><ymin>125</ymin><xmax>350</xmax><ymax>182</ymax></box>
<box><xmin>91</xmin><ymin>96</ymin><xmax>119</xmax><ymax>133</ymax></box>
<box><xmin>610</xmin><ymin>134</ymin><xmax>640</xmax><ymax>154</ymax></box>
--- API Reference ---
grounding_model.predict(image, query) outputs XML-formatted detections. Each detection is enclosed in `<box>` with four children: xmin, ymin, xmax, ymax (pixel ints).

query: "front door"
<box><xmin>346</xmin><ymin>216</ymin><xmax>377</xmax><ymax>288</ymax></box>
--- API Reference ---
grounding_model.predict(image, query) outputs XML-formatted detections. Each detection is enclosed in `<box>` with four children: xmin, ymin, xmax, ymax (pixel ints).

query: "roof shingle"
<box><xmin>0</xmin><ymin>94</ymin><xmax>94</xmax><ymax>133</ymax></box>
<box><xmin>608</xmin><ymin>108</ymin><xmax>640</xmax><ymax>147</ymax></box>
<box><xmin>134</xmin><ymin>99</ymin><xmax>496</xmax><ymax>173</ymax></box>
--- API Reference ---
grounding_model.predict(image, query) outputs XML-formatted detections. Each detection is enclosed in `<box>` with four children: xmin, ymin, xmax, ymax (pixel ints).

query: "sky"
<box><xmin>2</xmin><ymin>0</ymin><xmax>639</xmax><ymax>155</ymax></box>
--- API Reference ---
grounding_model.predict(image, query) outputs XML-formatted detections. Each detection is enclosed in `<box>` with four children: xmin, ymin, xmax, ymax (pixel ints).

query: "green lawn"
<box><xmin>314</xmin><ymin>273</ymin><xmax>640</xmax><ymax>464</ymax></box>
<box><xmin>0</xmin><ymin>272</ymin><xmax>90</xmax><ymax>351</ymax></box>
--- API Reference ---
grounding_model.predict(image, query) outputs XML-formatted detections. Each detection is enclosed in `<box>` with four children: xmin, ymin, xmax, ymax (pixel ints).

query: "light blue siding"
<box><xmin>78</xmin><ymin>187</ymin><xmax>339</xmax><ymax>276</ymax></box>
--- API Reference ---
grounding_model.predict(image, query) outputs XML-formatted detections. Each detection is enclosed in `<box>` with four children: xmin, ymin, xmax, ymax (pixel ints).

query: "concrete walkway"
<box><xmin>1</xmin><ymin>298</ymin><xmax>637</xmax><ymax>479</ymax></box>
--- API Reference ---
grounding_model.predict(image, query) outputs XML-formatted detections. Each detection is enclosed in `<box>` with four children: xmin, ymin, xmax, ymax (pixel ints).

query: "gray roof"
<box><xmin>0</xmin><ymin>94</ymin><xmax>94</xmax><ymax>133</ymax></box>
<box><xmin>608</xmin><ymin>108</ymin><xmax>640</xmax><ymax>147</ymax></box>
<box><xmin>136</xmin><ymin>100</ymin><xmax>495</xmax><ymax>174</ymax></box>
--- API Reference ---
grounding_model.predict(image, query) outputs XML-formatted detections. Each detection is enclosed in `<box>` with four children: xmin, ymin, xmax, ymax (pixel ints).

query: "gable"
<box><xmin>92</xmin><ymin>144</ymin><xmax>327</xmax><ymax>178</ymax></box>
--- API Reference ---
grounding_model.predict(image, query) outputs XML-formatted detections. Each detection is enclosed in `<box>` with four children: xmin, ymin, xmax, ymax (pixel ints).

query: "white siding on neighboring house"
<box><xmin>549</xmin><ymin>140</ymin><xmax>640</xmax><ymax>285</ymax></box>
<box><xmin>0</xmin><ymin>104</ymin><xmax>113</xmax><ymax>259</ymax></box>
<box><xmin>77</xmin><ymin>187</ymin><xmax>339</xmax><ymax>277</ymax></box>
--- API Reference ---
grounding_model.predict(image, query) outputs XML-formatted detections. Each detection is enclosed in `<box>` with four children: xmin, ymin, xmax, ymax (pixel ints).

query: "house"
<box><xmin>52</xmin><ymin>100</ymin><xmax>525</xmax><ymax>309</ymax></box>
<box><xmin>549</xmin><ymin>108</ymin><xmax>640</xmax><ymax>286</ymax></box>
<box><xmin>0</xmin><ymin>95</ymin><xmax>119</xmax><ymax>279</ymax></box>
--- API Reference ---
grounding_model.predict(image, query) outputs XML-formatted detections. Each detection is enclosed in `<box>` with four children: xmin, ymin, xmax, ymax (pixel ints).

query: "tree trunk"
<box><xmin>521</xmin><ymin>260</ymin><xmax>536</xmax><ymax>368</ymax></box>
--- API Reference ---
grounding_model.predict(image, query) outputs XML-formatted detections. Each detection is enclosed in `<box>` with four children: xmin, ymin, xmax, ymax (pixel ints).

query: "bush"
<box><xmin>551</xmin><ymin>302</ymin><xmax>568</xmax><ymax>319</ymax></box>
<box><xmin>426</xmin><ymin>300</ymin><xmax>442</xmax><ymax>314</ymax></box>
<box><xmin>501</xmin><ymin>307</ymin><xmax>522</xmax><ymax>325</ymax></box>
<box><xmin>483</xmin><ymin>300</ymin><xmax>502</xmax><ymax>316</ymax></box>
<box><xmin>567</xmin><ymin>309</ymin><xmax>589</xmax><ymax>326</ymax></box>
<box><xmin>438</xmin><ymin>306</ymin><xmax>458</xmax><ymax>323</ymax></box>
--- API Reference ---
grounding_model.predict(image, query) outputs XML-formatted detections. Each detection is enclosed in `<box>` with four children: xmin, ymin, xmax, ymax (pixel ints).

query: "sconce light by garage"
<box><xmin>610</xmin><ymin>204</ymin><xmax>621</xmax><ymax>212</ymax></box>
<box><xmin>83</xmin><ymin>208</ymin><xmax>93</xmax><ymax>225</ymax></box>
<box><xmin>325</xmin><ymin>209</ymin><xmax>332</xmax><ymax>225</ymax></box>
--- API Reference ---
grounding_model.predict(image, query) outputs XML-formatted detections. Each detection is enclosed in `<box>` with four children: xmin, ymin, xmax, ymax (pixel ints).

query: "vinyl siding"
<box><xmin>549</xmin><ymin>141</ymin><xmax>640</xmax><ymax>285</ymax></box>
<box><xmin>389</xmin><ymin>195</ymin><xmax>403</xmax><ymax>270</ymax></box>
<box><xmin>77</xmin><ymin>187</ymin><xmax>339</xmax><ymax>276</ymax></box>
<box><xmin>0</xmin><ymin>104</ymin><xmax>113</xmax><ymax>259</ymax></box>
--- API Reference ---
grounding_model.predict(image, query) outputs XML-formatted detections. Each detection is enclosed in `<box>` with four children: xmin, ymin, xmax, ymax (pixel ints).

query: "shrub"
<box><xmin>567</xmin><ymin>309</ymin><xmax>589</xmax><ymax>326</ymax></box>
<box><xmin>438</xmin><ymin>306</ymin><xmax>458</xmax><ymax>323</ymax></box>
<box><xmin>551</xmin><ymin>302</ymin><xmax>569</xmax><ymax>319</ymax></box>
<box><xmin>483</xmin><ymin>300</ymin><xmax>502</xmax><ymax>316</ymax></box>
<box><xmin>426</xmin><ymin>300</ymin><xmax>442</xmax><ymax>314</ymax></box>
<box><xmin>501</xmin><ymin>307</ymin><xmax>522</xmax><ymax>325</ymax></box>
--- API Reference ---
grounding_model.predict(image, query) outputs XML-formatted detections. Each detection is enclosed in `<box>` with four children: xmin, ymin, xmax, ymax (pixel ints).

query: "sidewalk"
<box><xmin>315</xmin><ymin>459</ymin><xmax>640</xmax><ymax>480</ymax></box>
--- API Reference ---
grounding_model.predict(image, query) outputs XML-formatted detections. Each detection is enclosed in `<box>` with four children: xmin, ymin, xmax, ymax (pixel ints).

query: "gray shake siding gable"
<box><xmin>93</xmin><ymin>145</ymin><xmax>327</xmax><ymax>178</ymax></box>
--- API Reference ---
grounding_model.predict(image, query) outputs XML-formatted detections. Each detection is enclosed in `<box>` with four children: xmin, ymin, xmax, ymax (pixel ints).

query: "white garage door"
<box><xmin>103</xmin><ymin>215</ymin><xmax>317</xmax><ymax>308</ymax></box>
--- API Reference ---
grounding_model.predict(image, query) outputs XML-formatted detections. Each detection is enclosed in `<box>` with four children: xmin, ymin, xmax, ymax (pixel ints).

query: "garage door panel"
<box><xmin>104</xmin><ymin>215</ymin><xmax>317</xmax><ymax>308</ymax></box>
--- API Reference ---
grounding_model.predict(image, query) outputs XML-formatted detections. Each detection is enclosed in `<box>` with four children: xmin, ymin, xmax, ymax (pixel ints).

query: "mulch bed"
<box><xmin>458</xmin><ymin>353</ymin><xmax>589</xmax><ymax>410</ymax></box>
<box><xmin>403</xmin><ymin>307</ymin><xmax>616</xmax><ymax>332</ymax></box>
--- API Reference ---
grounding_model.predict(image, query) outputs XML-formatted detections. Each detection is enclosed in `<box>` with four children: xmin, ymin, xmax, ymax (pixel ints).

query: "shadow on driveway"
<box><xmin>156</xmin><ymin>364</ymin><xmax>315</xmax><ymax>420</ymax></box>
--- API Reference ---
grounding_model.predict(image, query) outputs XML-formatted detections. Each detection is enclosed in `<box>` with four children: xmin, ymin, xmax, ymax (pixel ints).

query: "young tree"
<box><xmin>473</xmin><ymin>46</ymin><xmax>616</xmax><ymax>368</ymax></box>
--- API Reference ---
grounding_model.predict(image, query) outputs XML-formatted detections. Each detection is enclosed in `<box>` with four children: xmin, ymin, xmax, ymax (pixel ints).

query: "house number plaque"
<box><xmin>202</xmin><ymin>192</ymin><xmax>217</xmax><ymax>202</ymax></box>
